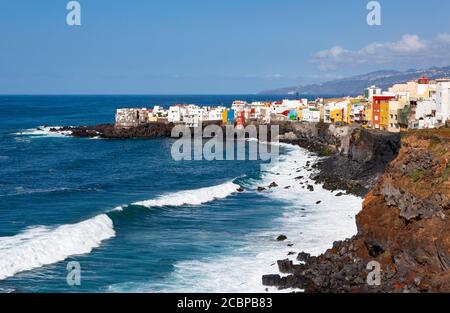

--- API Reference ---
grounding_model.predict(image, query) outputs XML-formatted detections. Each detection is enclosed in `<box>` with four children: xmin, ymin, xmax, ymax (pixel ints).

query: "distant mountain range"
<box><xmin>260</xmin><ymin>66</ymin><xmax>450</xmax><ymax>96</ymax></box>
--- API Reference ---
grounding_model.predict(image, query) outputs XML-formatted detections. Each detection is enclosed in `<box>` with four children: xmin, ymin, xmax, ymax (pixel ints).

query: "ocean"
<box><xmin>0</xmin><ymin>95</ymin><xmax>362</xmax><ymax>293</ymax></box>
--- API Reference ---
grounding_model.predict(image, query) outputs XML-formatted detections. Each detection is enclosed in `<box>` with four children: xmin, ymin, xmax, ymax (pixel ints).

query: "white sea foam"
<box><xmin>0</xmin><ymin>214</ymin><xmax>115</xmax><ymax>281</ymax></box>
<box><xmin>114</xmin><ymin>181</ymin><xmax>240</xmax><ymax>211</ymax></box>
<box><xmin>117</xmin><ymin>143</ymin><xmax>363</xmax><ymax>293</ymax></box>
<box><xmin>14</xmin><ymin>126</ymin><xmax>72</xmax><ymax>138</ymax></box>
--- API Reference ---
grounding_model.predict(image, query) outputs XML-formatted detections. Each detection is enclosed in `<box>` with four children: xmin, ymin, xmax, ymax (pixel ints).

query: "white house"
<box><xmin>415</xmin><ymin>99</ymin><xmax>437</xmax><ymax>129</ymax></box>
<box><xmin>167</xmin><ymin>106</ymin><xmax>185</xmax><ymax>123</ymax></box>
<box><xmin>281</xmin><ymin>99</ymin><xmax>306</xmax><ymax>108</ymax></box>
<box><xmin>231</xmin><ymin>100</ymin><xmax>249</xmax><ymax>112</ymax></box>
<box><xmin>436</xmin><ymin>80</ymin><xmax>450</xmax><ymax>123</ymax></box>
<box><xmin>302</xmin><ymin>108</ymin><xmax>321</xmax><ymax>122</ymax></box>
<box><xmin>350</xmin><ymin>103</ymin><xmax>366</xmax><ymax>124</ymax></box>
<box><xmin>415</xmin><ymin>99</ymin><xmax>436</xmax><ymax>120</ymax></box>
<box><xmin>365</xmin><ymin>85</ymin><xmax>382</xmax><ymax>100</ymax></box>
<box><xmin>271</xmin><ymin>99</ymin><xmax>305</xmax><ymax>115</ymax></box>
<box><xmin>206</xmin><ymin>106</ymin><xmax>226</xmax><ymax>121</ymax></box>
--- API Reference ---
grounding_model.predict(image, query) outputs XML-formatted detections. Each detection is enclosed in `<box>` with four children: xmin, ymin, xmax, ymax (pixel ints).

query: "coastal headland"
<box><xmin>47</xmin><ymin>121</ymin><xmax>448</xmax><ymax>293</ymax></box>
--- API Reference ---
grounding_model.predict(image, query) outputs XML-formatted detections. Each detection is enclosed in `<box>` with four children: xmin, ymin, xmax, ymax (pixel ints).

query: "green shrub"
<box><xmin>408</xmin><ymin>169</ymin><xmax>424</xmax><ymax>182</ymax></box>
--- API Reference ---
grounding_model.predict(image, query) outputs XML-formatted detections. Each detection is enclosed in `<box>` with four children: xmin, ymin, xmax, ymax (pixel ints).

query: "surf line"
<box><xmin>112</xmin><ymin>180</ymin><xmax>241</xmax><ymax>212</ymax></box>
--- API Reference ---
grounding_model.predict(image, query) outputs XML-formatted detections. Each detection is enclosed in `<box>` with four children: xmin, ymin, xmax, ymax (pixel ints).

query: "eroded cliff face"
<box><xmin>357</xmin><ymin>129</ymin><xmax>450</xmax><ymax>292</ymax></box>
<box><xmin>263</xmin><ymin>129</ymin><xmax>450</xmax><ymax>293</ymax></box>
<box><xmin>279</xmin><ymin>123</ymin><xmax>401</xmax><ymax>196</ymax></box>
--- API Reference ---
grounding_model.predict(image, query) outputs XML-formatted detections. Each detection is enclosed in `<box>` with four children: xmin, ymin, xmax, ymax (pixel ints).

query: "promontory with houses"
<box><xmin>114</xmin><ymin>76</ymin><xmax>450</xmax><ymax>132</ymax></box>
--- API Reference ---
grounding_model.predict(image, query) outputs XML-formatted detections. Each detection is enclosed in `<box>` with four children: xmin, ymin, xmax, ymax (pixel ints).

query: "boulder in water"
<box><xmin>268</xmin><ymin>182</ymin><xmax>278</xmax><ymax>188</ymax></box>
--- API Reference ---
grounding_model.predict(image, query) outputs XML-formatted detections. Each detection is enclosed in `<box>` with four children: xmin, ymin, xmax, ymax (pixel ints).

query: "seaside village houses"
<box><xmin>115</xmin><ymin>77</ymin><xmax>450</xmax><ymax>132</ymax></box>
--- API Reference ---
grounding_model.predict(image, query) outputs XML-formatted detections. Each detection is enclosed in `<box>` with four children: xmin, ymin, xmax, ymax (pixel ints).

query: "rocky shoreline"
<box><xmin>51</xmin><ymin>122</ymin><xmax>400</xmax><ymax>197</ymax></box>
<box><xmin>47</xmin><ymin>122</ymin><xmax>450</xmax><ymax>293</ymax></box>
<box><xmin>263</xmin><ymin>129</ymin><xmax>450</xmax><ymax>293</ymax></box>
<box><xmin>52</xmin><ymin>123</ymin><xmax>174</xmax><ymax>139</ymax></box>
<box><xmin>278</xmin><ymin>122</ymin><xmax>401</xmax><ymax>196</ymax></box>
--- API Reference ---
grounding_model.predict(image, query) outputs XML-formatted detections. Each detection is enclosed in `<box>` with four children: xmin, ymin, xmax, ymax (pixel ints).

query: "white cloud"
<box><xmin>313</xmin><ymin>33</ymin><xmax>450</xmax><ymax>71</ymax></box>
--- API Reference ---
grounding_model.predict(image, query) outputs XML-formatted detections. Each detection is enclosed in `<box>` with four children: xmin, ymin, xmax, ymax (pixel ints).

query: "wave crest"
<box><xmin>0</xmin><ymin>214</ymin><xmax>115</xmax><ymax>280</ymax></box>
<box><xmin>114</xmin><ymin>181</ymin><xmax>240</xmax><ymax>211</ymax></box>
<box><xmin>14</xmin><ymin>126</ymin><xmax>72</xmax><ymax>138</ymax></box>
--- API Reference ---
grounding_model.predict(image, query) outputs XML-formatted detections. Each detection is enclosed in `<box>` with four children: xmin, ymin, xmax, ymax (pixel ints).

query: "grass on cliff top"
<box><xmin>406</xmin><ymin>128</ymin><xmax>450</xmax><ymax>140</ymax></box>
<box><xmin>402</xmin><ymin>128</ymin><xmax>450</xmax><ymax>158</ymax></box>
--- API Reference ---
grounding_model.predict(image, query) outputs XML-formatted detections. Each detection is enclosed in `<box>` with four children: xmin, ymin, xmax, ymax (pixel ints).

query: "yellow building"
<box><xmin>296</xmin><ymin>108</ymin><xmax>304</xmax><ymax>121</ymax></box>
<box><xmin>380</xmin><ymin>101</ymin><xmax>390</xmax><ymax>131</ymax></box>
<box><xmin>330</xmin><ymin>108</ymin><xmax>344</xmax><ymax>123</ymax></box>
<box><xmin>222</xmin><ymin>110</ymin><xmax>228</xmax><ymax>125</ymax></box>
<box><xmin>363</xmin><ymin>103</ymin><xmax>373</xmax><ymax>128</ymax></box>
<box><xmin>347</xmin><ymin>101</ymin><xmax>354</xmax><ymax>124</ymax></box>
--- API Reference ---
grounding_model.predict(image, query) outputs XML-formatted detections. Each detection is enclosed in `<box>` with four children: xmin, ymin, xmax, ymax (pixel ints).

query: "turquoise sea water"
<box><xmin>0</xmin><ymin>95</ymin><xmax>362</xmax><ymax>293</ymax></box>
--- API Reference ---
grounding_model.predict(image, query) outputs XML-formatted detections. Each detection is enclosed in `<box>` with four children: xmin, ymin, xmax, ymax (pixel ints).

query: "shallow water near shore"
<box><xmin>0</xmin><ymin>96</ymin><xmax>362</xmax><ymax>293</ymax></box>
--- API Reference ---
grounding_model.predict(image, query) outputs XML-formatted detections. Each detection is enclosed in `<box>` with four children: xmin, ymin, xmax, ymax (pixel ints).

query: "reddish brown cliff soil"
<box><xmin>263</xmin><ymin>129</ymin><xmax>450</xmax><ymax>293</ymax></box>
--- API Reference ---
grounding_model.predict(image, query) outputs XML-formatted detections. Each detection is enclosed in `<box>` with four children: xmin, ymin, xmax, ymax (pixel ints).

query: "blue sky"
<box><xmin>1</xmin><ymin>0</ymin><xmax>450</xmax><ymax>94</ymax></box>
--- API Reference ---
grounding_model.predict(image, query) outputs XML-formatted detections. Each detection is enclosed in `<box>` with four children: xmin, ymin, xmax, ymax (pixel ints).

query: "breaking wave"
<box><xmin>13</xmin><ymin>126</ymin><xmax>72</xmax><ymax>138</ymax></box>
<box><xmin>0</xmin><ymin>214</ymin><xmax>115</xmax><ymax>281</ymax></box>
<box><xmin>107</xmin><ymin>144</ymin><xmax>363</xmax><ymax>293</ymax></box>
<box><xmin>0</xmin><ymin>181</ymin><xmax>239</xmax><ymax>280</ymax></box>
<box><xmin>163</xmin><ymin>146</ymin><xmax>361</xmax><ymax>292</ymax></box>
<box><xmin>114</xmin><ymin>181</ymin><xmax>240</xmax><ymax>211</ymax></box>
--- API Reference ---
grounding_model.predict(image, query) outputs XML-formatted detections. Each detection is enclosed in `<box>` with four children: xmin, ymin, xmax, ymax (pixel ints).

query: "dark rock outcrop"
<box><xmin>268</xmin><ymin>182</ymin><xmax>279</xmax><ymax>188</ymax></box>
<box><xmin>262</xmin><ymin>275</ymin><xmax>282</xmax><ymax>286</ymax></box>
<box><xmin>312</xmin><ymin>128</ymin><xmax>401</xmax><ymax>196</ymax></box>
<box><xmin>56</xmin><ymin>123</ymin><xmax>174</xmax><ymax>139</ymax></box>
<box><xmin>280</xmin><ymin>123</ymin><xmax>401</xmax><ymax>196</ymax></box>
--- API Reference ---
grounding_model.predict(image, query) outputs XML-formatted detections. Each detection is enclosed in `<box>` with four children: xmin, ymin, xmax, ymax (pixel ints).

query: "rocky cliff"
<box><xmin>279</xmin><ymin>122</ymin><xmax>401</xmax><ymax>196</ymax></box>
<box><xmin>263</xmin><ymin>129</ymin><xmax>450</xmax><ymax>293</ymax></box>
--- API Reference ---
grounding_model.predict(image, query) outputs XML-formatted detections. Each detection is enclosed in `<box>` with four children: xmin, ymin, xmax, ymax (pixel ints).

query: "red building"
<box><xmin>372</xmin><ymin>95</ymin><xmax>395</xmax><ymax>130</ymax></box>
<box><xmin>417</xmin><ymin>76</ymin><xmax>430</xmax><ymax>85</ymax></box>
<box><xmin>236</xmin><ymin>111</ymin><xmax>246</xmax><ymax>128</ymax></box>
